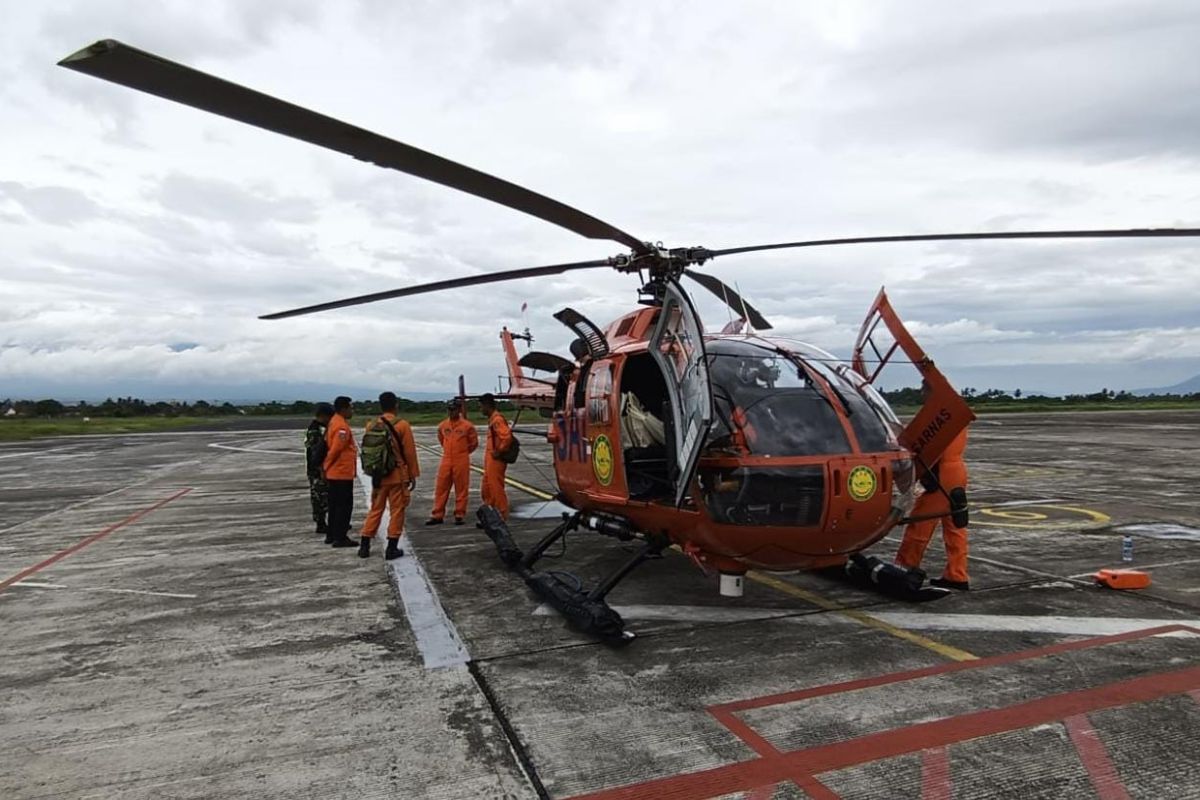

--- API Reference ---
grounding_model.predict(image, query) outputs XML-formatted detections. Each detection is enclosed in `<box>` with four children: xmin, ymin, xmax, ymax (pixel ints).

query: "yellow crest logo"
<box><xmin>592</xmin><ymin>434</ymin><xmax>614</xmax><ymax>486</ymax></box>
<box><xmin>847</xmin><ymin>465</ymin><xmax>876</xmax><ymax>502</ymax></box>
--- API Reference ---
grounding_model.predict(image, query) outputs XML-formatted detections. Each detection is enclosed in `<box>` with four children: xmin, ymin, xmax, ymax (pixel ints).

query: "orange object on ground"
<box><xmin>431</xmin><ymin>416</ymin><xmax>478</xmax><ymax>520</ymax></box>
<box><xmin>323</xmin><ymin>413</ymin><xmax>358</xmax><ymax>480</ymax></box>
<box><xmin>896</xmin><ymin>429</ymin><xmax>970</xmax><ymax>583</ymax></box>
<box><xmin>360</xmin><ymin>413</ymin><xmax>420</xmax><ymax>540</ymax></box>
<box><xmin>482</xmin><ymin>410</ymin><xmax>512</xmax><ymax>520</ymax></box>
<box><xmin>1094</xmin><ymin>569</ymin><xmax>1151</xmax><ymax>590</ymax></box>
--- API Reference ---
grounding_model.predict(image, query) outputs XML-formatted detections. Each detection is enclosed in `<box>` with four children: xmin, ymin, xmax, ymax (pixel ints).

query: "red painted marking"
<box><xmin>710</xmin><ymin>708</ymin><xmax>779</xmax><ymax>758</ymax></box>
<box><xmin>0</xmin><ymin>488</ymin><xmax>192</xmax><ymax>593</ymax></box>
<box><xmin>920</xmin><ymin>747</ymin><xmax>951</xmax><ymax>800</ymax></box>
<box><xmin>709</xmin><ymin>625</ymin><xmax>1199</xmax><ymax>717</ymax></box>
<box><xmin>792</xmin><ymin>775</ymin><xmax>842</xmax><ymax>799</ymax></box>
<box><xmin>566</xmin><ymin>665</ymin><xmax>1200</xmax><ymax>800</ymax></box>
<box><xmin>1065</xmin><ymin>715</ymin><xmax>1131</xmax><ymax>800</ymax></box>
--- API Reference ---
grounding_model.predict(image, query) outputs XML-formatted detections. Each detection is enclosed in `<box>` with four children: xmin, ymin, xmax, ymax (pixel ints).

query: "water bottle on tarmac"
<box><xmin>1121</xmin><ymin>535</ymin><xmax>1134</xmax><ymax>563</ymax></box>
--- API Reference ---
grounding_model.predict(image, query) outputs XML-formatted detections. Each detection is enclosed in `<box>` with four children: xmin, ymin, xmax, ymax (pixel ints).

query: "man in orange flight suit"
<box><xmin>479</xmin><ymin>393</ymin><xmax>513</xmax><ymax>520</ymax></box>
<box><xmin>426</xmin><ymin>399</ymin><xmax>478</xmax><ymax>526</ymax></box>
<box><xmin>896</xmin><ymin>384</ymin><xmax>971</xmax><ymax>589</ymax></box>
<box><xmin>359</xmin><ymin>391</ymin><xmax>420</xmax><ymax>561</ymax></box>
<box><xmin>323</xmin><ymin>395</ymin><xmax>359</xmax><ymax>548</ymax></box>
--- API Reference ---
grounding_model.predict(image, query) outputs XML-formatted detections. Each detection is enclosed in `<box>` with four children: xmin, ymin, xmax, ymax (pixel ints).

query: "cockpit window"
<box><xmin>706</xmin><ymin>340</ymin><xmax>851</xmax><ymax>456</ymax></box>
<box><xmin>800</xmin><ymin>354</ymin><xmax>898</xmax><ymax>453</ymax></box>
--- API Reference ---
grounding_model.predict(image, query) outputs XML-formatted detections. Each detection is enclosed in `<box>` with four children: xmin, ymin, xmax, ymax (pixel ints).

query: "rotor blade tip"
<box><xmin>57</xmin><ymin>39</ymin><xmax>119</xmax><ymax>67</ymax></box>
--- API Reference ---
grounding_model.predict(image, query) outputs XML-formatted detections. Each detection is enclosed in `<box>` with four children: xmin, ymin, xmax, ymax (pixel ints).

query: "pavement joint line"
<box><xmin>0</xmin><ymin>487</ymin><xmax>193</xmax><ymax>593</ymax></box>
<box><xmin>745</xmin><ymin>572</ymin><xmax>979</xmax><ymax>662</ymax></box>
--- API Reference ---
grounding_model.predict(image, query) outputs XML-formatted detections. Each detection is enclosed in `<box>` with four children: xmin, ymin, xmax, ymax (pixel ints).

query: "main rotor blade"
<box><xmin>59</xmin><ymin>40</ymin><xmax>648</xmax><ymax>254</ymax></box>
<box><xmin>682</xmin><ymin>269</ymin><xmax>772</xmax><ymax>331</ymax></box>
<box><xmin>711</xmin><ymin>227</ymin><xmax>1200</xmax><ymax>258</ymax></box>
<box><xmin>260</xmin><ymin>259</ymin><xmax>610</xmax><ymax>320</ymax></box>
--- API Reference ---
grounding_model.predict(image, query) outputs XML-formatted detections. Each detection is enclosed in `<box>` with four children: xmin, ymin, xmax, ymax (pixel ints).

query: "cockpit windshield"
<box><xmin>706</xmin><ymin>339</ymin><xmax>851</xmax><ymax>456</ymax></box>
<box><xmin>705</xmin><ymin>338</ymin><xmax>900</xmax><ymax>456</ymax></box>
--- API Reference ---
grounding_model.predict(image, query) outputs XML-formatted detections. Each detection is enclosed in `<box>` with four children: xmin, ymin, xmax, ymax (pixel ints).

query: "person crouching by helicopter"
<box><xmin>358</xmin><ymin>392</ymin><xmax>420</xmax><ymax>561</ymax></box>
<box><xmin>426</xmin><ymin>399</ymin><xmax>478</xmax><ymax>526</ymax></box>
<box><xmin>324</xmin><ymin>395</ymin><xmax>359</xmax><ymax>548</ymax></box>
<box><xmin>479</xmin><ymin>393</ymin><xmax>514</xmax><ymax>520</ymax></box>
<box><xmin>895</xmin><ymin>382</ymin><xmax>971</xmax><ymax>590</ymax></box>
<box><xmin>304</xmin><ymin>402</ymin><xmax>334</xmax><ymax>536</ymax></box>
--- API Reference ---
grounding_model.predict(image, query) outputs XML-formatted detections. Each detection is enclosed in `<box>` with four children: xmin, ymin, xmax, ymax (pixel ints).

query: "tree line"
<box><xmin>1</xmin><ymin>396</ymin><xmax>463</xmax><ymax>419</ymax></box>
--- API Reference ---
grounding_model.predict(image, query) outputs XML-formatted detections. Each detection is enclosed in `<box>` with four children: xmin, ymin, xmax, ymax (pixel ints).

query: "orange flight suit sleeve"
<box><xmin>437</xmin><ymin>420</ymin><xmax>448</xmax><ymax>448</ymax></box>
<box><xmin>395</xmin><ymin>420</ymin><xmax>420</xmax><ymax>479</ymax></box>
<box><xmin>324</xmin><ymin>418</ymin><xmax>349</xmax><ymax>474</ymax></box>
<box><xmin>466</xmin><ymin>423</ymin><xmax>479</xmax><ymax>454</ymax></box>
<box><xmin>489</xmin><ymin>412</ymin><xmax>513</xmax><ymax>457</ymax></box>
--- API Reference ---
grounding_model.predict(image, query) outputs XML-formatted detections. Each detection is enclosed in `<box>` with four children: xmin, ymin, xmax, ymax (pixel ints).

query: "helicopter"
<box><xmin>59</xmin><ymin>39</ymin><xmax>1200</xmax><ymax>640</ymax></box>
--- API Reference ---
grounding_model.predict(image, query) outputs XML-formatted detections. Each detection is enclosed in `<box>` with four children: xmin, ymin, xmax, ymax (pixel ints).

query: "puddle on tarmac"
<box><xmin>1113</xmin><ymin>523</ymin><xmax>1200</xmax><ymax>542</ymax></box>
<box><xmin>510</xmin><ymin>500</ymin><xmax>574</xmax><ymax>519</ymax></box>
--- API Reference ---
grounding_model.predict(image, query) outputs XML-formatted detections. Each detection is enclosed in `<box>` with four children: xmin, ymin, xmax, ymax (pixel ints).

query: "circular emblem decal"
<box><xmin>592</xmin><ymin>434</ymin><xmax>614</xmax><ymax>486</ymax></box>
<box><xmin>847</xmin><ymin>465</ymin><xmax>877</xmax><ymax>502</ymax></box>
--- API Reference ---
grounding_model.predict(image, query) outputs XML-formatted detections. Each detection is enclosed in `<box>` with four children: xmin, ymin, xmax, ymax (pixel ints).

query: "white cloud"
<box><xmin>1</xmin><ymin>0</ymin><xmax>1199</xmax><ymax>399</ymax></box>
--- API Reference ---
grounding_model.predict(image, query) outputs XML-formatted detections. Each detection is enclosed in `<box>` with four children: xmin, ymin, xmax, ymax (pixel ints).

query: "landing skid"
<box><xmin>476</xmin><ymin>506</ymin><xmax>666</xmax><ymax>641</ymax></box>
<box><xmin>828</xmin><ymin>553</ymin><xmax>951</xmax><ymax>603</ymax></box>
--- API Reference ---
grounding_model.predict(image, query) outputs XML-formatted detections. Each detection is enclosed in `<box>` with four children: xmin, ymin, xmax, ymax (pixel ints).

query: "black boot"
<box><xmin>424</xmin><ymin>517</ymin><xmax>443</xmax><ymax>526</ymax></box>
<box><xmin>454</xmin><ymin>516</ymin><xmax>464</xmax><ymax>526</ymax></box>
<box><xmin>316</xmin><ymin>521</ymin><xmax>329</xmax><ymax>535</ymax></box>
<box><xmin>330</xmin><ymin>534</ymin><xmax>357</xmax><ymax>548</ymax></box>
<box><xmin>385</xmin><ymin>539</ymin><xmax>404</xmax><ymax>561</ymax></box>
<box><xmin>358</xmin><ymin>538</ymin><xmax>371</xmax><ymax>558</ymax></box>
<box><xmin>324</xmin><ymin>531</ymin><xmax>336</xmax><ymax>544</ymax></box>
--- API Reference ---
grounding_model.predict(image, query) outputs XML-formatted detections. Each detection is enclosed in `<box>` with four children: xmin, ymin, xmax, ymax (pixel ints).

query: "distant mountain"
<box><xmin>1134</xmin><ymin>373</ymin><xmax>1200</xmax><ymax>396</ymax></box>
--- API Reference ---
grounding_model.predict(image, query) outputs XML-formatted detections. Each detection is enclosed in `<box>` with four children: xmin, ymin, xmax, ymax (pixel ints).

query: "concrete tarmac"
<box><xmin>1</xmin><ymin>410</ymin><xmax>1198</xmax><ymax>798</ymax></box>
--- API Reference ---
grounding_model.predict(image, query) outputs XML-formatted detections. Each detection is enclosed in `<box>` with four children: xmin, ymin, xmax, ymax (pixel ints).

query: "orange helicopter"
<box><xmin>59</xmin><ymin>39</ymin><xmax>1200</xmax><ymax>639</ymax></box>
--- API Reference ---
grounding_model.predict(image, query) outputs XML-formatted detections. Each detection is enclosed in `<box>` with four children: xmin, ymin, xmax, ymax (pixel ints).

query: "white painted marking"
<box><xmin>208</xmin><ymin>443</ymin><xmax>299</xmax><ymax>455</ymax></box>
<box><xmin>357</xmin><ymin>475</ymin><xmax>470</xmax><ymax>669</ymax></box>
<box><xmin>532</xmin><ymin>603</ymin><xmax>803</xmax><ymax>624</ymax></box>
<box><xmin>0</xmin><ymin>446</ymin><xmax>73</xmax><ymax>460</ymax></box>
<box><xmin>537</xmin><ymin>603</ymin><xmax>1200</xmax><ymax>637</ymax></box>
<box><xmin>13</xmin><ymin>581</ymin><xmax>197</xmax><ymax>599</ymax></box>
<box><xmin>867</xmin><ymin>612</ymin><xmax>1200</xmax><ymax>637</ymax></box>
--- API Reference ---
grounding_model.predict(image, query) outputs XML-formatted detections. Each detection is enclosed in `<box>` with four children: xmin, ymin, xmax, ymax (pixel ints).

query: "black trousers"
<box><xmin>326</xmin><ymin>479</ymin><xmax>355</xmax><ymax>539</ymax></box>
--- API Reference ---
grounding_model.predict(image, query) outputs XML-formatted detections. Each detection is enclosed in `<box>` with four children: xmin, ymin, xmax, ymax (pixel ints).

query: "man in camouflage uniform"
<box><xmin>305</xmin><ymin>402</ymin><xmax>334</xmax><ymax>535</ymax></box>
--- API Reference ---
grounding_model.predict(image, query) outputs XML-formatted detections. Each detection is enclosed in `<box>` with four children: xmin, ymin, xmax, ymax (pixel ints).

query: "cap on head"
<box><xmin>314</xmin><ymin>402</ymin><xmax>334</xmax><ymax>418</ymax></box>
<box><xmin>479</xmin><ymin>392</ymin><xmax>496</xmax><ymax>406</ymax></box>
<box><xmin>379</xmin><ymin>391</ymin><xmax>398</xmax><ymax>412</ymax></box>
<box><xmin>333</xmin><ymin>395</ymin><xmax>352</xmax><ymax>412</ymax></box>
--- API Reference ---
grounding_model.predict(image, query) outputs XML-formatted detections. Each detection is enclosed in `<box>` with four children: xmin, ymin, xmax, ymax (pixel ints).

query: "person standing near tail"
<box><xmin>479</xmin><ymin>393</ymin><xmax>514</xmax><ymax>520</ymax></box>
<box><xmin>304</xmin><ymin>402</ymin><xmax>334</xmax><ymax>536</ymax></box>
<box><xmin>895</xmin><ymin>383</ymin><xmax>971</xmax><ymax>590</ymax></box>
<box><xmin>358</xmin><ymin>391</ymin><xmax>420</xmax><ymax>561</ymax></box>
<box><xmin>323</xmin><ymin>396</ymin><xmax>358</xmax><ymax>548</ymax></box>
<box><xmin>426</xmin><ymin>399</ymin><xmax>478</xmax><ymax>526</ymax></box>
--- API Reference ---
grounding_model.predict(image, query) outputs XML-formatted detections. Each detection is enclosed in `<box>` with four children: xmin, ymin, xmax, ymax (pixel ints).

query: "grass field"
<box><xmin>0</xmin><ymin>412</ymin><xmax>467</xmax><ymax>441</ymax></box>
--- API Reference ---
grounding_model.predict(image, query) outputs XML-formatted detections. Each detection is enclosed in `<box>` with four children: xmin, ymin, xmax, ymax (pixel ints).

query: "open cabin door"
<box><xmin>852</xmin><ymin>288</ymin><xmax>975</xmax><ymax>468</ymax></box>
<box><xmin>649</xmin><ymin>279</ymin><xmax>714</xmax><ymax>507</ymax></box>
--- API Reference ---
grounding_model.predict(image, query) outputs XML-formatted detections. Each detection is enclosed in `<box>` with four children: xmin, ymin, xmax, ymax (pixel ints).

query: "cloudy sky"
<box><xmin>2</xmin><ymin>0</ymin><xmax>1199</xmax><ymax>400</ymax></box>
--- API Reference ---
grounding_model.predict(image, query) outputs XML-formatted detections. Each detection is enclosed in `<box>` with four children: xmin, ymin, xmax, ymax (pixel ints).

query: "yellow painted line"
<box><xmin>416</xmin><ymin>443</ymin><xmax>555</xmax><ymax>501</ymax></box>
<box><xmin>747</xmin><ymin>571</ymin><xmax>979</xmax><ymax>662</ymax></box>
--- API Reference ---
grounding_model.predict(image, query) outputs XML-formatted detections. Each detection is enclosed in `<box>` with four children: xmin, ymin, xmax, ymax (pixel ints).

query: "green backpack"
<box><xmin>361</xmin><ymin>417</ymin><xmax>402</xmax><ymax>478</ymax></box>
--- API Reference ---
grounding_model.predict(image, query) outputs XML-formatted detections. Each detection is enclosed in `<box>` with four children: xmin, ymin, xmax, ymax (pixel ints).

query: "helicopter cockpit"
<box><xmin>699</xmin><ymin>337</ymin><xmax>909</xmax><ymax>527</ymax></box>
